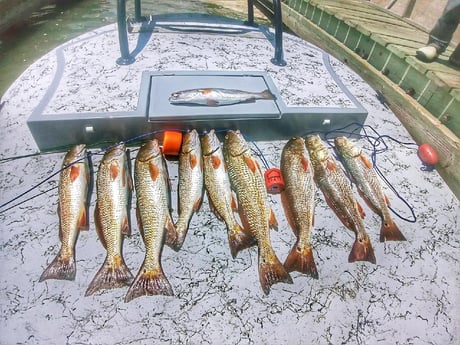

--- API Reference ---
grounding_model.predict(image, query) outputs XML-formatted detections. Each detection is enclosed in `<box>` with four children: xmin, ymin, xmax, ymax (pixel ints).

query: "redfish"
<box><xmin>169</xmin><ymin>88</ymin><xmax>275</xmax><ymax>106</ymax></box>
<box><xmin>305</xmin><ymin>134</ymin><xmax>376</xmax><ymax>264</ymax></box>
<box><xmin>223</xmin><ymin>130</ymin><xmax>292</xmax><ymax>294</ymax></box>
<box><xmin>85</xmin><ymin>144</ymin><xmax>133</xmax><ymax>296</ymax></box>
<box><xmin>125</xmin><ymin>140</ymin><xmax>175</xmax><ymax>302</ymax></box>
<box><xmin>40</xmin><ymin>144</ymin><xmax>91</xmax><ymax>282</ymax></box>
<box><xmin>334</xmin><ymin>136</ymin><xmax>406</xmax><ymax>242</ymax></box>
<box><xmin>167</xmin><ymin>130</ymin><xmax>203</xmax><ymax>251</ymax></box>
<box><xmin>201</xmin><ymin>130</ymin><xmax>256</xmax><ymax>258</ymax></box>
<box><xmin>280</xmin><ymin>137</ymin><xmax>318</xmax><ymax>278</ymax></box>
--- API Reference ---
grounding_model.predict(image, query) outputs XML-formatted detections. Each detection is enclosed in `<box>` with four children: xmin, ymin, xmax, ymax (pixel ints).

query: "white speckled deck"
<box><xmin>0</xmin><ymin>15</ymin><xmax>459</xmax><ymax>345</ymax></box>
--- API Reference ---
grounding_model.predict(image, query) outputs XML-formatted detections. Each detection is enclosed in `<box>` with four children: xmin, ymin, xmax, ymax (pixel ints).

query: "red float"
<box><xmin>264</xmin><ymin>168</ymin><xmax>285</xmax><ymax>194</ymax></box>
<box><xmin>418</xmin><ymin>143</ymin><xmax>438</xmax><ymax>166</ymax></box>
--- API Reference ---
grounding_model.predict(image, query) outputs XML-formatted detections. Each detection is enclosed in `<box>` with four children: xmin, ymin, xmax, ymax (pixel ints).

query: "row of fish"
<box><xmin>282</xmin><ymin>135</ymin><xmax>406</xmax><ymax>280</ymax></box>
<box><xmin>39</xmin><ymin>129</ymin><xmax>405</xmax><ymax>299</ymax></box>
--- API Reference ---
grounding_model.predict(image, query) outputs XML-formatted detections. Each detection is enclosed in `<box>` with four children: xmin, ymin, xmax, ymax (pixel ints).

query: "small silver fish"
<box><xmin>169</xmin><ymin>88</ymin><xmax>275</xmax><ymax>106</ymax></box>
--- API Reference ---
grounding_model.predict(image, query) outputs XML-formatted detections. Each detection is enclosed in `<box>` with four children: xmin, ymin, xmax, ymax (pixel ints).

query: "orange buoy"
<box><xmin>162</xmin><ymin>130</ymin><xmax>183</xmax><ymax>156</ymax></box>
<box><xmin>418</xmin><ymin>143</ymin><xmax>438</xmax><ymax>166</ymax></box>
<box><xmin>264</xmin><ymin>168</ymin><xmax>285</xmax><ymax>194</ymax></box>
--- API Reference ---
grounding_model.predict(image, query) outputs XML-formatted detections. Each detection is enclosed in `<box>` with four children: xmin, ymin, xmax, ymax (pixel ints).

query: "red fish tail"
<box><xmin>259</xmin><ymin>250</ymin><xmax>293</xmax><ymax>295</ymax></box>
<box><xmin>380</xmin><ymin>220</ymin><xmax>406</xmax><ymax>242</ymax></box>
<box><xmin>348</xmin><ymin>236</ymin><xmax>376</xmax><ymax>264</ymax></box>
<box><xmin>85</xmin><ymin>255</ymin><xmax>133</xmax><ymax>296</ymax></box>
<box><xmin>39</xmin><ymin>254</ymin><xmax>76</xmax><ymax>282</ymax></box>
<box><xmin>124</xmin><ymin>266</ymin><xmax>173</xmax><ymax>303</ymax></box>
<box><xmin>228</xmin><ymin>223</ymin><xmax>257</xmax><ymax>259</ymax></box>
<box><xmin>283</xmin><ymin>243</ymin><xmax>319</xmax><ymax>279</ymax></box>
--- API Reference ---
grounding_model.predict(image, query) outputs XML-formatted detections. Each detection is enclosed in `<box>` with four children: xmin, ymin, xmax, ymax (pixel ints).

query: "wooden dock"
<box><xmin>257</xmin><ymin>0</ymin><xmax>460</xmax><ymax>199</ymax></box>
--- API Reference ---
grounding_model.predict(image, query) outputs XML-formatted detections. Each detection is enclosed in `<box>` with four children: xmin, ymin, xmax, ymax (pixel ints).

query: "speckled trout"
<box><xmin>201</xmin><ymin>130</ymin><xmax>256</xmax><ymax>258</ymax></box>
<box><xmin>223</xmin><ymin>130</ymin><xmax>292</xmax><ymax>294</ymax></box>
<box><xmin>334</xmin><ymin>136</ymin><xmax>406</xmax><ymax>242</ymax></box>
<box><xmin>39</xmin><ymin>144</ymin><xmax>91</xmax><ymax>282</ymax></box>
<box><xmin>85</xmin><ymin>144</ymin><xmax>133</xmax><ymax>296</ymax></box>
<box><xmin>305</xmin><ymin>134</ymin><xmax>376</xmax><ymax>264</ymax></box>
<box><xmin>125</xmin><ymin>140</ymin><xmax>175</xmax><ymax>302</ymax></box>
<box><xmin>169</xmin><ymin>88</ymin><xmax>275</xmax><ymax>106</ymax></box>
<box><xmin>280</xmin><ymin>137</ymin><xmax>318</xmax><ymax>278</ymax></box>
<box><xmin>166</xmin><ymin>129</ymin><xmax>204</xmax><ymax>251</ymax></box>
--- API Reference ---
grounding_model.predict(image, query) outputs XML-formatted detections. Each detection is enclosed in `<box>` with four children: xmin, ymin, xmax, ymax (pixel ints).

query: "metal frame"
<box><xmin>116</xmin><ymin>0</ymin><xmax>286</xmax><ymax>66</ymax></box>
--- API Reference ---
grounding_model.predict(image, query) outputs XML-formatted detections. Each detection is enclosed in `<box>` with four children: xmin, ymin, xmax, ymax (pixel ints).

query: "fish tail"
<box><xmin>283</xmin><ymin>243</ymin><xmax>319</xmax><ymax>279</ymax></box>
<box><xmin>124</xmin><ymin>265</ymin><xmax>173</xmax><ymax>303</ymax></box>
<box><xmin>259</xmin><ymin>250</ymin><xmax>293</xmax><ymax>295</ymax></box>
<box><xmin>380</xmin><ymin>219</ymin><xmax>406</xmax><ymax>242</ymax></box>
<box><xmin>39</xmin><ymin>253</ymin><xmax>76</xmax><ymax>282</ymax></box>
<box><xmin>348</xmin><ymin>236</ymin><xmax>376</xmax><ymax>264</ymax></box>
<box><xmin>261</xmin><ymin>89</ymin><xmax>276</xmax><ymax>100</ymax></box>
<box><xmin>228</xmin><ymin>223</ymin><xmax>257</xmax><ymax>259</ymax></box>
<box><xmin>85</xmin><ymin>255</ymin><xmax>133</xmax><ymax>296</ymax></box>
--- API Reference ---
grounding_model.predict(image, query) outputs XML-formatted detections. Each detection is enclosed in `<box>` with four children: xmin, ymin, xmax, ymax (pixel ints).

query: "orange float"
<box><xmin>162</xmin><ymin>130</ymin><xmax>183</xmax><ymax>156</ymax></box>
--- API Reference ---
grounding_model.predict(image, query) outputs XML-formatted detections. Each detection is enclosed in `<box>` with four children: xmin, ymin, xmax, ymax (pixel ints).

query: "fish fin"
<box><xmin>124</xmin><ymin>266</ymin><xmax>173</xmax><ymax>302</ymax></box>
<box><xmin>206</xmin><ymin>99</ymin><xmax>219</xmax><ymax>106</ymax></box>
<box><xmin>284</xmin><ymin>243</ymin><xmax>318</xmax><ymax>279</ymax></box>
<box><xmin>39</xmin><ymin>253</ymin><xmax>76</xmax><ymax>282</ymax></box>
<box><xmin>269</xmin><ymin>209</ymin><xmax>278</xmax><ymax>231</ymax></box>
<box><xmin>149</xmin><ymin>163</ymin><xmax>159</xmax><ymax>181</ymax></box>
<box><xmin>201</xmin><ymin>88</ymin><xmax>213</xmax><ymax>95</ymax></box>
<box><xmin>207</xmin><ymin>195</ymin><xmax>224</xmax><ymax>221</ymax></box>
<box><xmin>281</xmin><ymin>192</ymin><xmax>298</xmax><ymax>237</ymax></box>
<box><xmin>110</xmin><ymin>162</ymin><xmax>119</xmax><ymax>181</ymax></box>
<box><xmin>77</xmin><ymin>206</ymin><xmax>89</xmax><ymax>231</ymax></box>
<box><xmin>259</xmin><ymin>250</ymin><xmax>293</xmax><ymax>295</ymax></box>
<box><xmin>356</xmin><ymin>201</ymin><xmax>366</xmax><ymax>219</ymax></box>
<box><xmin>323</xmin><ymin>194</ymin><xmax>352</xmax><ymax>229</ymax></box>
<box><xmin>189</xmin><ymin>154</ymin><xmax>198</xmax><ymax>169</ymax></box>
<box><xmin>94</xmin><ymin>203</ymin><xmax>107</xmax><ymax>249</ymax></box>
<box><xmin>261</xmin><ymin>89</ymin><xmax>276</xmax><ymax>100</ymax></box>
<box><xmin>384</xmin><ymin>194</ymin><xmax>391</xmax><ymax>206</ymax></box>
<box><xmin>70</xmin><ymin>165</ymin><xmax>80</xmax><ymax>182</ymax></box>
<box><xmin>326</xmin><ymin>159</ymin><xmax>337</xmax><ymax>171</ymax></box>
<box><xmin>359</xmin><ymin>154</ymin><xmax>373</xmax><ymax>169</ymax></box>
<box><xmin>164</xmin><ymin>215</ymin><xmax>178</xmax><ymax>250</ymax></box>
<box><xmin>193</xmin><ymin>197</ymin><xmax>203</xmax><ymax>212</ymax></box>
<box><xmin>348</xmin><ymin>236</ymin><xmax>376</xmax><ymax>264</ymax></box>
<box><xmin>228</xmin><ymin>223</ymin><xmax>257</xmax><ymax>259</ymax></box>
<box><xmin>301</xmin><ymin>156</ymin><xmax>309</xmax><ymax>172</ymax></box>
<box><xmin>85</xmin><ymin>255</ymin><xmax>133</xmax><ymax>296</ymax></box>
<box><xmin>243</xmin><ymin>155</ymin><xmax>257</xmax><ymax>173</ymax></box>
<box><xmin>231</xmin><ymin>194</ymin><xmax>238</xmax><ymax>212</ymax></box>
<box><xmin>121</xmin><ymin>214</ymin><xmax>131</xmax><ymax>236</ymax></box>
<box><xmin>211</xmin><ymin>155</ymin><xmax>221</xmax><ymax>169</ymax></box>
<box><xmin>380</xmin><ymin>219</ymin><xmax>406</xmax><ymax>242</ymax></box>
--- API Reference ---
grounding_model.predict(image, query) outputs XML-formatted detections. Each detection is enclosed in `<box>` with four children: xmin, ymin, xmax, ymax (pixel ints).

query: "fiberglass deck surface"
<box><xmin>0</xmin><ymin>18</ymin><xmax>459</xmax><ymax>345</ymax></box>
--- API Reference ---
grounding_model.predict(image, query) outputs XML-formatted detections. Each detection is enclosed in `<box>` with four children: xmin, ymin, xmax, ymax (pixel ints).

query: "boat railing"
<box><xmin>116</xmin><ymin>0</ymin><xmax>286</xmax><ymax>66</ymax></box>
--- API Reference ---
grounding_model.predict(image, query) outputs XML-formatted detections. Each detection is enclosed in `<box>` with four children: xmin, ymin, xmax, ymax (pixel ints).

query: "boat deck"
<box><xmin>264</xmin><ymin>0</ymin><xmax>460</xmax><ymax>198</ymax></box>
<box><xmin>0</xmin><ymin>13</ymin><xmax>459</xmax><ymax>345</ymax></box>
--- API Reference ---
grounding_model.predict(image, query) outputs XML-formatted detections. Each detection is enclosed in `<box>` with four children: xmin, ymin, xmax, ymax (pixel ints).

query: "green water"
<box><xmin>0</xmin><ymin>0</ymin><xmax>269</xmax><ymax>97</ymax></box>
